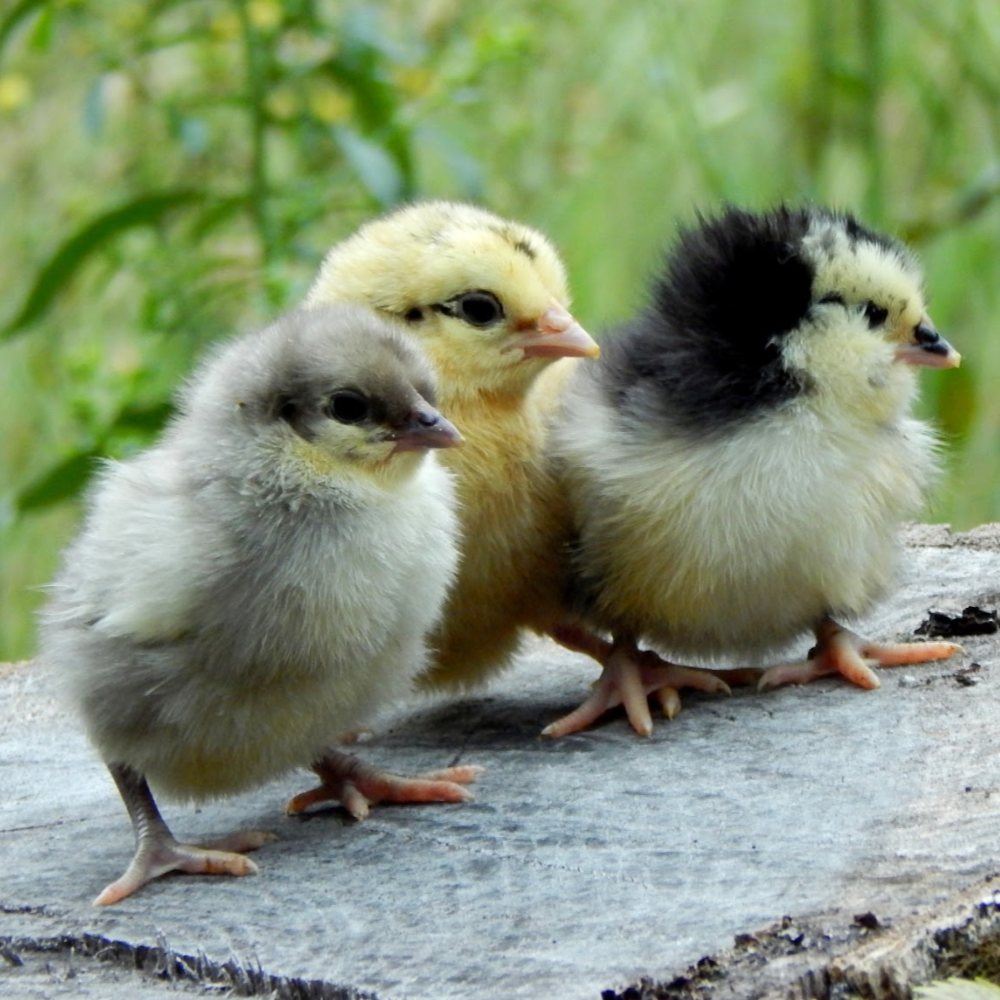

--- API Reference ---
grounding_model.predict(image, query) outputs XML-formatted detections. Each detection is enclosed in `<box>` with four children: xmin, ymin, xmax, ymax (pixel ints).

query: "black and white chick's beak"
<box><xmin>386</xmin><ymin>404</ymin><xmax>464</xmax><ymax>454</ymax></box>
<box><xmin>895</xmin><ymin>320</ymin><xmax>962</xmax><ymax>369</ymax></box>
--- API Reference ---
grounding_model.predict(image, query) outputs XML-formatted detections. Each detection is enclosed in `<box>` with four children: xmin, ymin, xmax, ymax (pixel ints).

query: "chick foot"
<box><xmin>95</xmin><ymin>763</ymin><xmax>274</xmax><ymax>906</ymax></box>
<box><xmin>542</xmin><ymin>644</ymin><xmax>732</xmax><ymax>738</ymax></box>
<box><xmin>758</xmin><ymin>618</ymin><xmax>963</xmax><ymax>691</ymax></box>
<box><xmin>286</xmin><ymin>750</ymin><xmax>483</xmax><ymax>821</ymax></box>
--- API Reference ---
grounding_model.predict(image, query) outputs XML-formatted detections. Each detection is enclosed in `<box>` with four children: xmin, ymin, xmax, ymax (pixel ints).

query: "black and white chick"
<box><xmin>546</xmin><ymin>205</ymin><xmax>963</xmax><ymax>737</ymax></box>
<box><xmin>40</xmin><ymin>304</ymin><xmax>480</xmax><ymax>905</ymax></box>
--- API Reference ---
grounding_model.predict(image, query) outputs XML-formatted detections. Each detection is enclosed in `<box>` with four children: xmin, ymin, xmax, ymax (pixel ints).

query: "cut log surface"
<box><xmin>2</xmin><ymin>523</ymin><xmax>999</xmax><ymax>1000</ymax></box>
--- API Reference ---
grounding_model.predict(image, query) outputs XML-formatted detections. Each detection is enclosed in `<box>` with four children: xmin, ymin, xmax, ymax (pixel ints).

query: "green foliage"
<box><xmin>2</xmin><ymin>0</ymin><xmax>1000</xmax><ymax>658</ymax></box>
<box><xmin>2</xmin><ymin>190</ymin><xmax>205</xmax><ymax>340</ymax></box>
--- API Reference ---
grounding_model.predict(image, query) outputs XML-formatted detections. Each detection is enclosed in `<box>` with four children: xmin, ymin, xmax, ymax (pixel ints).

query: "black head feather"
<box><xmin>599</xmin><ymin>205</ymin><xmax>832</xmax><ymax>434</ymax></box>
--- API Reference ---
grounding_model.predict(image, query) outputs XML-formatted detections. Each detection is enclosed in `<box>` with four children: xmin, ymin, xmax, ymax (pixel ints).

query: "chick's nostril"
<box><xmin>914</xmin><ymin>323</ymin><xmax>941</xmax><ymax>347</ymax></box>
<box><xmin>414</xmin><ymin>409</ymin><xmax>439</xmax><ymax>427</ymax></box>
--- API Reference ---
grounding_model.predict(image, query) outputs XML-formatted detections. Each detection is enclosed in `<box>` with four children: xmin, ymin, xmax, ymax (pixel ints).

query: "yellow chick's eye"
<box><xmin>324</xmin><ymin>389</ymin><xmax>370</xmax><ymax>425</ymax></box>
<box><xmin>863</xmin><ymin>300</ymin><xmax>888</xmax><ymax>328</ymax></box>
<box><xmin>435</xmin><ymin>290</ymin><xmax>506</xmax><ymax>329</ymax></box>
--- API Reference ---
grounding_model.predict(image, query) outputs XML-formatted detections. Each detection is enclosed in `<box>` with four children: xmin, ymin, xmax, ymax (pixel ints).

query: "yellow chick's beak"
<box><xmin>895</xmin><ymin>321</ymin><xmax>961</xmax><ymax>369</ymax></box>
<box><xmin>386</xmin><ymin>405</ymin><xmax>464</xmax><ymax>454</ymax></box>
<box><xmin>504</xmin><ymin>304</ymin><xmax>600</xmax><ymax>360</ymax></box>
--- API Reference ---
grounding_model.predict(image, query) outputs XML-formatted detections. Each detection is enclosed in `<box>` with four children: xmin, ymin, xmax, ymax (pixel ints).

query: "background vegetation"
<box><xmin>2</xmin><ymin>0</ymin><xmax>998</xmax><ymax>660</ymax></box>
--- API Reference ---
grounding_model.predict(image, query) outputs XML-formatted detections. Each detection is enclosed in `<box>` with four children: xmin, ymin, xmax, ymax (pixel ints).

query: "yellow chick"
<box><xmin>307</xmin><ymin>201</ymin><xmax>729</xmax><ymax>707</ymax></box>
<box><xmin>306</xmin><ymin>202</ymin><xmax>596</xmax><ymax>687</ymax></box>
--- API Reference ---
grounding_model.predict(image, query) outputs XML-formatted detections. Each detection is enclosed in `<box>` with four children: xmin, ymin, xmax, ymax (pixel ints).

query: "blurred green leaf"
<box><xmin>111</xmin><ymin>401</ymin><xmax>174</xmax><ymax>435</ymax></box>
<box><xmin>27</xmin><ymin>0</ymin><xmax>52</xmax><ymax>50</ymax></box>
<box><xmin>15</xmin><ymin>450</ymin><xmax>101</xmax><ymax>514</ymax></box>
<box><xmin>936</xmin><ymin>364</ymin><xmax>978</xmax><ymax>442</ymax></box>
<box><xmin>15</xmin><ymin>399</ymin><xmax>174</xmax><ymax>514</ymax></box>
<box><xmin>333</xmin><ymin>125</ymin><xmax>404</xmax><ymax>207</ymax></box>
<box><xmin>83</xmin><ymin>76</ymin><xmax>105</xmax><ymax>137</ymax></box>
<box><xmin>1</xmin><ymin>190</ymin><xmax>205</xmax><ymax>342</ymax></box>
<box><xmin>0</xmin><ymin>0</ymin><xmax>49</xmax><ymax>62</ymax></box>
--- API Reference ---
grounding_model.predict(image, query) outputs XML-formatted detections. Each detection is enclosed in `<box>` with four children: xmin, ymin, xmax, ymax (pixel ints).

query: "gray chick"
<box><xmin>40</xmin><ymin>303</ymin><xmax>478</xmax><ymax>905</ymax></box>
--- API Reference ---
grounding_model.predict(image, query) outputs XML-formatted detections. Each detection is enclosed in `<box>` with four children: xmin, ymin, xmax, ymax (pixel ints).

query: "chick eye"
<box><xmin>452</xmin><ymin>290</ymin><xmax>504</xmax><ymax>328</ymax></box>
<box><xmin>325</xmin><ymin>390</ymin><xmax>370</xmax><ymax>424</ymax></box>
<box><xmin>863</xmin><ymin>301</ymin><xmax>889</xmax><ymax>328</ymax></box>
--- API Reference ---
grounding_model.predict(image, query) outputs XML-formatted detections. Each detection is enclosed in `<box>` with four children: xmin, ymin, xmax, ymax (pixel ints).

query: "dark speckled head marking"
<box><xmin>487</xmin><ymin>223</ymin><xmax>538</xmax><ymax>260</ymax></box>
<box><xmin>513</xmin><ymin>237</ymin><xmax>537</xmax><ymax>260</ymax></box>
<box><xmin>599</xmin><ymin>205</ymin><xmax>819</xmax><ymax>434</ymax></box>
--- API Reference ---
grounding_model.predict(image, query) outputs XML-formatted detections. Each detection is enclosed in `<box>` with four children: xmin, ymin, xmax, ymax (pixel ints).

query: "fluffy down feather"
<box><xmin>40</xmin><ymin>303</ymin><xmax>479</xmax><ymax>903</ymax></box>
<box><xmin>547</xmin><ymin>205</ymin><xmax>962</xmax><ymax>736</ymax></box>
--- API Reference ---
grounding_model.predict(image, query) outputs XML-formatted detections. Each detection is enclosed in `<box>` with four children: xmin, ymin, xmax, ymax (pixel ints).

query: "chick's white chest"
<box><xmin>67</xmin><ymin>458</ymin><xmax>459</xmax><ymax>799</ymax></box>
<box><xmin>564</xmin><ymin>395</ymin><xmax>937</xmax><ymax>661</ymax></box>
<box><xmin>223</xmin><ymin>461</ymin><xmax>459</xmax><ymax>719</ymax></box>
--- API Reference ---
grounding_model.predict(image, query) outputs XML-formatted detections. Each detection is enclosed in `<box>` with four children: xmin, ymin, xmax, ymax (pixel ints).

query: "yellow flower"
<box><xmin>0</xmin><ymin>73</ymin><xmax>32</xmax><ymax>112</ymax></box>
<box><xmin>210</xmin><ymin>10</ymin><xmax>241</xmax><ymax>41</ymax></box>
<box><xmin>265</xmin><ymin>84</ymin><xmax>300</xmax><ymax>121</ymax></box>
<box><xmin>247</xmin><ymin>0</ymin><xmax>282</xmax><ymax>32</ymax></box>
<box><xmin>309</xmin><ymin>83</ymin><xmax>352</xmax><ymax>124</ymax></box>
<box><xmin>392</xmin><ymin>67</ymin><xmax>434</xmax><ymax>99</ymax></box>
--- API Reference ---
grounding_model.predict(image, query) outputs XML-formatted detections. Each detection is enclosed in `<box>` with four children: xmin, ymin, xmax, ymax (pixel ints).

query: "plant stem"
<box><xmin>806</xmin><ymin>0</ymin><xmax>836</xmax><ymax>195</ymax></box>
<box><xmin>234</xmin><ymin>0</ymin><xmax>278</xmax><ymax>286</ymax></box>
<box><xmin>858</xmin><ymin>0</ymin><xmax>885</xmax><ymax>224</ymax></box>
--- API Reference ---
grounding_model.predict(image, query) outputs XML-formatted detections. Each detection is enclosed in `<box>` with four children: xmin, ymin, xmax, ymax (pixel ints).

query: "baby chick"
<box><xmin>40</xmin><ymin>304</ymin><xmax>480</xmax><ymax>905</ymax></box>
<box><xmin>547</xmin><ymin>205</ymin><xmax>962</xmax><ymax>736</ymax></box>
<box><xmin>306</xmin><ymin>201</ymin><xmax>612</xmax><ymax>688</ymax></box>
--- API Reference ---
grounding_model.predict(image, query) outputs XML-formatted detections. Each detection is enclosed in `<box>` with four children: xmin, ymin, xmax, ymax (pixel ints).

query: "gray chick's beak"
<box><xmin>388</xmin><ymin>405</ymin><xmax>464</xmax><ymax>454</ymax></box>
<box><xmin>895</xmin><ymin>321</ymin><xmax>961</xmax><ymax>369</ymax></box>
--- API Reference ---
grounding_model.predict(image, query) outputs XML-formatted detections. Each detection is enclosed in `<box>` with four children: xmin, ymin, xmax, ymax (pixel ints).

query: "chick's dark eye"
<box><xmin>453</xmin><ymin>290</ymin><xmax>504</xmax><ymax>328</ymax></box>
<box><xmin>864</xmin><ymin>301</ymin><xmax>889</xmax><ymax>328</ymax></box>
<box><xmin>325</xmin><ymin>390</ymin><xmax>370</xmax><ymax>424</ymax></box>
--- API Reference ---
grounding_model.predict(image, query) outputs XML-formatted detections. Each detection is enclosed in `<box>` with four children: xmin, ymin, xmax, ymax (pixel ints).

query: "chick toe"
<box><xmin>286</xmin><ymin>750</ymin><xmax>482</xmax><ymax>821</ymax></box>
<box><xmin>758</xmin><ymin>618</ymin><xmax>962</xmax><ymax>691</ymax></box>
<box><xmin>94</xmin><ymin>840</ymin><xmax>262</xmax><ymax>907</ymax></box>
<box><xmin>862</xmin><ymin>638</ymin><xmax>964</xmax><ymax>665</ymax></box>
<box><xmin>543</xmin><ymin>645</ymin><xmax>731</xmax><ymax>738</ymax></box>
<box><xmin>92</xmin><ymin>763</ymin><xmax>270</xmax><ymax>906</ymax></box>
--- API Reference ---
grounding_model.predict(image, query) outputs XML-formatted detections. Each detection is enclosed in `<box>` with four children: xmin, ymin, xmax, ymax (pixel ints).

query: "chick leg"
<box><xmin>542</xmin><ymin>638</ymin><xmax>732</xmax><ymax>739</ymax></box>
<box><xmin>285</xmin><ymin>750</ymin><xmax>483</xmax><ymax>821</ymax></box>
<box><xmin>758</xmin><ymin>617</ymin><xmax>963</xmax><ymax>691</ymax></box>
<box><xmin>94</xmin><ymin>763</ymin><xmax>274</xmax><ymax>907</ymax></box>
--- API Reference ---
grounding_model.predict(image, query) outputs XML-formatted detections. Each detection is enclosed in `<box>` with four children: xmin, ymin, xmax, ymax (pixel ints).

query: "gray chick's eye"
<box><xmin>863</xmin><ymin>301</ymin><xmax>889</xmax><ymax>328</ymax></box>
<box><xmin>452</xmin><ymin>290</ymin><xmax>505</xmax><ymax>328</ymax></box>
<box><xmin>325</xmin><ymin>390</ymin><xmax>370</xmax><ymax>425</ymax></box>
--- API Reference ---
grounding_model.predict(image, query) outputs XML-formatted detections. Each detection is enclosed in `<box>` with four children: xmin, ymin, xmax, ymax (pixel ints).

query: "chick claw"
<box><xmin>286</xmin><ymin>750</ymin><xmax>483</xmax><ymax>821</ymax></box>
<box><xmin>95</xmin><ymin>763</ymin><xmax>274</xmax><ymax>906</ymax></box>
<box><xmin>94</xmin><ymin>831</ymin><xmax>273</xmax><ymax>907</ymax></box>
<box><xmin>758</xmin><ymin>618</ymin><xmax>963</xmax><ymax>691</ymax></box>
<box><xmin>543</xmin><ymin>646</ymin><xmax>732</xmax><ymax>739</ymax></box>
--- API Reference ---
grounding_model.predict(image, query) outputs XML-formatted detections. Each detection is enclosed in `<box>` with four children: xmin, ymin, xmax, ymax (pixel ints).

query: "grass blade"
<box><xmin>1</xmin><ymin>189</ymin><xmax>204</xmax><ymax>342</ymax></box>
